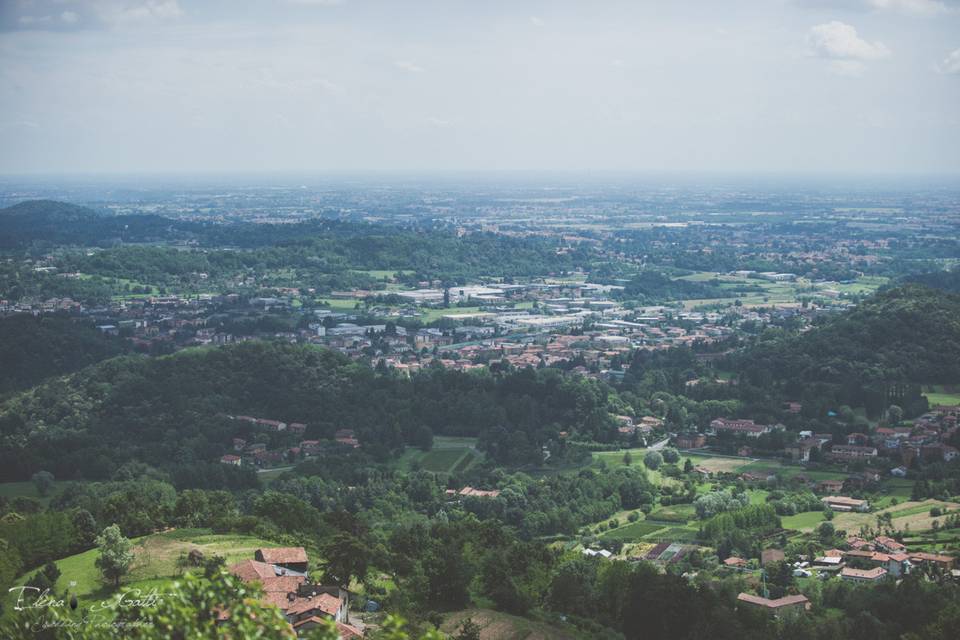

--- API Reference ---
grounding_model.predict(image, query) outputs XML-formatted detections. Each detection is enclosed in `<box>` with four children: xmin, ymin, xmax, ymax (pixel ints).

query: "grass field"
<box><xmin>395</xmin><ymin>437</ymin><xmax>481</xmax><ymax>474</ymax></box>
<box><xmin>600</xmin><ymin>521</ymin><xmax>667</xmax><ymax>541</ymax></box>
<box><xmin>3</xmin><ymin>529</ymin><xmax>280</xmax><ymax>617</ymax></box>
<box><xmin>646</xmin><ymin>504</ymin><xmax>695</xmax><ymax>524</ymax></box>
<box><xmin>781</xmin><ymin>510</ymin><xmax>827</xmax><ymax>531</ymax></box>
<box><xmin>923</xmin><ymin>384</ymin><xmax>960</xmax><ymax>407</ymax></box>
<box><xmin>829</xmin><ymin>498</ymin><xmax>960</xmax><ymax>535</ymax></box>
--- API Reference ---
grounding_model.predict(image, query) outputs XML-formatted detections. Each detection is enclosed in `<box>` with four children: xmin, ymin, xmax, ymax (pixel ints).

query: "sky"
<box><xmin>0</xmin><ymin>0</ymin><xmax>959</xmax><ymax>175</ymax></box>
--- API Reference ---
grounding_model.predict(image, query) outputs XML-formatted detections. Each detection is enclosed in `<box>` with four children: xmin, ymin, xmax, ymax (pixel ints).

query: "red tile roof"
<box><xmin>257</xmin><ymin>547</ymin><xmax>308</xmax><ymax>565</ymax></box>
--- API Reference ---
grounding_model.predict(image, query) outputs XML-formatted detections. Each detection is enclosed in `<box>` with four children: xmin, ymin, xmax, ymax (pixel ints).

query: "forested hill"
<box><xmin>732</xmin><ymin>285</ymin><xmax>960</xmax><ymax>409</ymax></box>
<box><xmin>0</xmin><ymin>315</ymin><xmax>127</xmax><ymax>396</ymax></box>
<box><xmin>0</xmin><ymin>341</ymin><xmax>617</xmax><ymax>482</ymax></box>
<box><xmin>0</xmin><ymin>200</ymin><xmax>200</xmax><ymax>248</ymax></box>
<box><xmin>899</xmin><ymin>267</ymin><xmax>960</xmax><ymax>294</ymax></box>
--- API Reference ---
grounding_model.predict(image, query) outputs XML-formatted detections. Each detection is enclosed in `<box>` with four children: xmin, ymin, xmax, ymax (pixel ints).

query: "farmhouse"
<box><xmin>821</xmin><ymin>496</ymin><xmax>869</xmax><ymax>512</ymax></box>
<box><xmin>736</xmin><ymin>593</ymin><xmax>810</xmax><ymax>616</ymax></box>
<box><xmin>908</xmin><ymin>552</ymin><xmax>955</xmax><ymax>570</ymax></box>
<box><xmin>229</xmin><ymin>549</ymin><xmax>362</xmax><ymax>639</ymax></box>
<box><xmin>220</xmin><ymin>454</ymin><xmax>242</xmax><ymax>466</ymax></box>
<box><xmin>255</xmin><ymin>547</ymin><xmax>309</xmax><ymax>573</ymax></box>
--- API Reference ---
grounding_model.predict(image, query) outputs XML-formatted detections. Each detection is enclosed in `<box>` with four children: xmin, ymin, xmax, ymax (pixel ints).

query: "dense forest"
<box><xmin>0</xmin><ymin>341</ymin><xmax>620</xmax><ymax>482</ymax></box>
<box><xmin>728</xmin><ymin>285</ymin><xmax>960</xmax><ymax>415</ymax></box>
<box><xmin>0</xmin><ymin>200</ymin><xmax>203</xmax><ymax>248</ymax></box>
<box><xmin>0</xmin><ymin>315</ymin><xmax>127</xmax><ymax>395</ymax></box>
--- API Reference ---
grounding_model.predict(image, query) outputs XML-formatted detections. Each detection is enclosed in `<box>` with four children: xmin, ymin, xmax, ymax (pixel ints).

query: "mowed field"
<box><xmin>923</xmin><ymin>384</ymin><xmax>960</xmax><ymax>407</ymax></box>
<box><xmin>396</xmin><ymin>436</ymin><xmax>482</xmax><ymax>474</ymax></box>
<box><xmin>805</xmin><ymin>499</ymin><xmax>960</xmax><ymax>534</ymax></box>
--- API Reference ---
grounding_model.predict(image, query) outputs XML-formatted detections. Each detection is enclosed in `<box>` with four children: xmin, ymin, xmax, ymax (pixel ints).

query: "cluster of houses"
<box><xmin>810</xmin><ymin>535</ymin><xmax>955</xmax><ymax>582</ymax></box>
<box><xmin>732</xmin><ymin>532</ymin><xmax>957</xmax><ymax>617</ymax></box>
<box><xmin>227</xmin><ymin>547</ymin><xmax>362</xmax><ymax>638</ymax></box>
<box><xmin>219</xmin><ymin>416</ymin><xmax>359</xmax><ymax>467</ymax></box>
<box><xmin>683</xmin><ymin>406</ymin><xmax>959</xmax><ymax>473</ymax></box>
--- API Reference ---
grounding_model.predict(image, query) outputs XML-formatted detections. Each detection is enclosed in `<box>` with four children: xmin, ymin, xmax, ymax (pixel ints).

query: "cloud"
<box><xmin>807</xmin><ymin>21</ymin><xmax>891</xmax><ymax>61</ymax></box>
<box><xmin>393</xmin><ymin>60</ymin><xmax>425</xmax><ymax>73</ymax></box>
<box><xmin>795</xmin><ymin>0</ymin><xmax>956</xmax><ymax>14</ymax></box>
<box><xmin>92</xmin><ymin>1</ymin><xmax>184</xmax><ymax>26</ymax></box>
<box><xmin>3</xmin><ymin>1</ymin><xmax>185</xmax><ymax>30</ymax></box>
<box><xmin>939</xmin><ymin>47</ymin><xmax>960</xmax><ymax>74</ymax></box>
<box><xmin>530</xmin><ymin>16</ymin><xmax>545</xmax><ymax>28</ymax></box>
<box><xmin>866</xmin><ymin>0</ymin><xmax>953</xmax><ymax>15</ymax></box>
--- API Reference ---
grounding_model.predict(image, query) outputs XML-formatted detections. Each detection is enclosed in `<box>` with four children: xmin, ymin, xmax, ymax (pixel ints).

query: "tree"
<box><xmin>662</xmin><ymin>448</ymin><xmax>680</xmax><ymax>464</ymax></box>
<box><xmin>453</xmin><ymin>617</ymin><xmax>482</xmax><ymax>640</ymax></box>
<box><xmin>320</xmin><ymin>532</ymin><xmax>370</xmax><ymax>587</ymax></box>
<box><xmin>94</xmin><ymin>524</ymin><xmax>133</xmax><ymax>588</ymax></box>
<box><xmin>644</xmin><ymin>451</ymin><xmax>663</xmax><ymax>470</ymax></box>
<box><xmin>683</xmin><ymin>458</ymin><xmax>694</xmax><ymax>473</ymax></box>
<box><xmin>623</xmin><ymin>451</ymin><xmax>633</xmax><ymax>466</ymax></box>
<box><xmin>888</xmin><ymin>404</ymin><xmax>903</xmax><ymax>424</ymax></box>
<box><xmin>817</xmin><ymin>521</ymin><xmax>836</xmax><ymax>544</ymax></box>
<box><xmin>30</xmin><ymin>470</ymin><xmax>54</xmax><ymax>497</ymax></box>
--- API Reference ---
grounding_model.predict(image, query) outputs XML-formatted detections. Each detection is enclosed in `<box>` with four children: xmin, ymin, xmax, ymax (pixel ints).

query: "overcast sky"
<box><xmin>1</xmin><ymin>0</ymin><xmax>959</xmax><ymax>175</ymax></box>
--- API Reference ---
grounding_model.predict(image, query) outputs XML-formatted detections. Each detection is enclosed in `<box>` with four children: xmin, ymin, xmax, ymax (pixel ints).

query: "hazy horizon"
<box><xmin>2</xmin><ymin>0</ymin><xmax>959</xmax><ymax>175</ymax></box>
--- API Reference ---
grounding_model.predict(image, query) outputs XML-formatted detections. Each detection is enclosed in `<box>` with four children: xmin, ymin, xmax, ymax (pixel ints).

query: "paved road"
<box><xmin>648</xmin><ymin>437</ymin><xmax>671</xmax><ymax>450</ymax></box>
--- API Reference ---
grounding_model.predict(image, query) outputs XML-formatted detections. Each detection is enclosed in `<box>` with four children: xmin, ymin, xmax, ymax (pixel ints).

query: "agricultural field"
<box><xmin>829</xmin><ymin>499</ymin><xmax>960</xmax><ymax>535</ymax></box>
<box><xmin>599</xmin><ymin>521</ymin><xmax>667</xmax><ymax>541</ymax></box>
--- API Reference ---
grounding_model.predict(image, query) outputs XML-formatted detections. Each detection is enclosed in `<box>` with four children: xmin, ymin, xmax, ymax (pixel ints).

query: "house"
<box><xmin>229</xmin><ymin>550</ymin><xmax>357</xmax><ymax>637</ymax></box>
<box><xmin>827</xmin><ymin>444</ymin><xmax>878</xmax><ymax>461</ymax></box>
<box><xmin>724</xmin><ymin>556</ymin><xmax>748</xmax><ymax>568</ymax></box>
<box><xmin>885</xmin><ymin>553</ymin><xmax>911</xmax><ymax>577</ymax></box>
<box><xmin>908</xmin><ymin>552</ymin><xmax>955</xmax><ymax>571</ymax></box>
<box><xmin>821</xmin><ymin>496</ymin><xmax>869</xmax><ymax>512</ymax></box>
<box><xmin>761</xmin><ymin>549</ymin><xmax>786</xmax><ymax>566</ymax></box>
<box><xmin>816</xmin><ymin>480</ymin><xmax>845</xmax><ymax>494</ymax></box>
<box><xmin>220</xmin><ymin>454</ymin><xmax>242</xmax><ymax>466</ymax></box>
<box><xmin>675</xmin><ymin>433</ymin><xmax>706</xmax><ymax>449</ymax></box>
<box><xmin>334</xmin><ymin>429</ymin><xmax>360</xmax><ymax>448</ymax></box>
<box><xmin>255</xmin><ymin>547</ymin><xmax>309</xmax><ymax>573</ymax></box>
<box><xmin>785</xmin><ymin>439</ymin><xmax>818</xmax><ymax>462</ymax></box>
<box><xmin>710</xmin><ymin>418</ymin><xmax>770</xmax><ymax>438</ymax></box>
<box><xmin>447</xmin><ymin>486</ymin><xmax>501</xmax><ymax>498</ymax></box>
<box><xmin>841</xmin><ymin>566</ymin><xmax>887</xmax><ymax>583</ymax></box>
<box><xmin>737</xmin><ymin>593</ymin><xmax>810</xmax><ymax>616</ymax></box>
<box><xmin>289</xmin><ymin>422</ymin><xmax>307</xmax><ymax>435</ymax></box>
<box><xmin>874</xmin><ymin>536</ymin><xmax>906</xmax><ymax>554</ymax></box>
